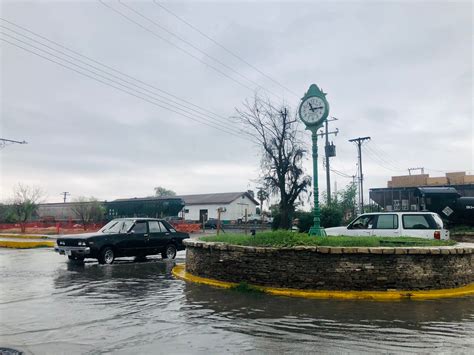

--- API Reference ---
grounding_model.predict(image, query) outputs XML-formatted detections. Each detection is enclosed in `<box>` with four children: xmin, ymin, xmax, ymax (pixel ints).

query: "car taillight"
<box><xmin>434</xmin><ymin>231</ymin><xmax>441</xmax><ymax>240</ymax></box>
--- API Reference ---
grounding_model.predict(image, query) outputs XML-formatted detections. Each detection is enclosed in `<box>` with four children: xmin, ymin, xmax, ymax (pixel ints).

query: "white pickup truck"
<box><xmin>325</xmin><ymin>212</ymin><xmax>449</xmax><ymax>240</ymax></box>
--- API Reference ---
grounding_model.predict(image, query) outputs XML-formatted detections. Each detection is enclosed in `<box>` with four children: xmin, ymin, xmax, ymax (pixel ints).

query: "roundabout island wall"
<box><xmin>183</xmin><ymin>240</ymin><xmax>474</xmax><ymax>291</ymax></box>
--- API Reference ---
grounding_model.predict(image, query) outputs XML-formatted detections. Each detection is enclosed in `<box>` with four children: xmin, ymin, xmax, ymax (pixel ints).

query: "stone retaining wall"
<box><xmin>184</xmin><ymin>240</ymin><xmax>474</xmax><ymax>291</ymax></box>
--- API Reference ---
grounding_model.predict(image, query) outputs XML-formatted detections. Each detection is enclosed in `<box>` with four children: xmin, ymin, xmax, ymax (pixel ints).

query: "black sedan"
<box><xmin>55</xmin><ymin>218</ymin><xmax>190</xmax><ymax>264</ymax></box>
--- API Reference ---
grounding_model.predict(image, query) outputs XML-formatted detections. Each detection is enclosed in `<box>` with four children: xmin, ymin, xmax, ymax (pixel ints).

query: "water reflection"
<box><xmin>182</xmin><ymin>283</ymin><xmax>474</xmax><ymax>353</ymax></box>
<box><xmin>1</xmin><ymin>249</ymin><xmax>473</xmax><ymax>354</ymax></box>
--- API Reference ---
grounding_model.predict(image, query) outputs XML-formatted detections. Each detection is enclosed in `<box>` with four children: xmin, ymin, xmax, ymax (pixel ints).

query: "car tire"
<box><xmin>161</xmin><ymin>244</ymin><xmax>177</xmax><ymax>259</ymax></box>
<box><xmin>99</xmin><ymin>247</ymin><xmax>115</xmax><ymax>265</ymax></box>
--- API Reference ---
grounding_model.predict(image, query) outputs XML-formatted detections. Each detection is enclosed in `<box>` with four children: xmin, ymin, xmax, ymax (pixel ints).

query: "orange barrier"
<box><xmin>174</xmin><ymin>224</ymin><xmax>201</xmax><ymax>233</ymax></box>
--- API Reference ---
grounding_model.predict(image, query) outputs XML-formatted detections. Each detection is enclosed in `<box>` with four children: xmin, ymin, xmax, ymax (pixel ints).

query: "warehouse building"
<box><xmin>177</xmin><ymin>191</ymin><xmax>259</xmax><ymax>222</ymax></box>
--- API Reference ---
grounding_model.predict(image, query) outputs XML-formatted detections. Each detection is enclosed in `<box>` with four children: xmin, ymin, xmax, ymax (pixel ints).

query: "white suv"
<box><xmin>325</xmin><ymin>212</ymin><xmax>449</xmax><ymax>240</ymax></box>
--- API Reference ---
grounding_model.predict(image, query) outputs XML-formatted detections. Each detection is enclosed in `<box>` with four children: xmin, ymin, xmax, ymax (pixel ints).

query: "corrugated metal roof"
<box><xmin>415</xmin><ymin>187</ymin><xmax>461</xmax><ymax>197</ymax></box>
<box><xmin>177</xmin><ymin>192</ymin><xmax>259</xmax><ymax>206</ymax></box>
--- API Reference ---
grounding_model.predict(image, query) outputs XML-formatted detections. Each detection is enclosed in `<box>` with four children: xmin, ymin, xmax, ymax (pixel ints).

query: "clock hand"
<box><xmin>308</xmin><ymin>102</ymin><xmax>316</xmax><ymax>112</ymax></box>
<box><xmin>314</xmin><ymin>106</ymin><xmax>324</xmax><ymax>110</ymax></box>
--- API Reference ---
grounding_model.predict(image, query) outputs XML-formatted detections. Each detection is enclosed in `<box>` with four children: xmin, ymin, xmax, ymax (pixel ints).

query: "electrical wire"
<box><xmin>0</xmin><ymin>17</ymin><xmax>235</xmax><ymax>126</ymax></box>
<box><xmin>153</xmin><ymin>1</ymin><xmax>300</xmax><ymax>99</ymax></box>
<box><xmin>1</xmin><ymin>37</ymin><xmax>256</xmax><ymax>142</ymax></box>
<box><xmin>118</xmin><ymin>0</ymin><xmax>285</xmax><ymax>101</ymax></box>
<box><xmin>362</xmin><ymin>146</ymin><xmax>405</xmax><ymax>173</ymax></box>
<box><xmin>364</xmin><ymin>145</ymin><xmax>404</xmax><ymax>172</ymax></box>
<box><xmin>0</xmin><ymin>22</ymin><xmax>256</xmax><ymax>140</ymax></box>
<box><xmin>98</xmin><ymin>0</ymin><xmax>280</xmax><ymax>101</ymax></box>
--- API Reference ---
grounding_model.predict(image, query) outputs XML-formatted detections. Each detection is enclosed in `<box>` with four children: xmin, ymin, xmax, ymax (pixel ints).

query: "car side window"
<box><xmin>131</xmin><ymin>222</ymin><xmax>147</xmax><ymax>234</ymax></box>
<box><xmin>162</xmin><ymin>220</ymin><xmax>176</xmax><ymax>233</ymax></box>
<box><xmin>350</xmin><ymin>215</ymin><xmax>376</xmax><ymax>229</ymax></box>
<box><xmin>403</xmin><ymin>215</ymin><xmax>430</xmax><ymax>229</ymax></box>
<box><xmin>375</xmin><ymin>214</ymin><xmax>398</xmax><ymax>229</ymax></box>
<box><xmin>158</xmin><ymin>222</ymin><xmax>169</xmax><ymax>232</ymax></box>
<box><xmin>149</xmin><ymin>221</ymin><xmax>161</xmax><ymax>233</ymax></box>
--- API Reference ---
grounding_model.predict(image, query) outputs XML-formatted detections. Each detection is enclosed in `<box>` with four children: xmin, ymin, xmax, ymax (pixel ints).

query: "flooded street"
<box><xmin>1</xmin><ymin>248</ymin><xmax>473</xmax><ymax>354</ymax></box>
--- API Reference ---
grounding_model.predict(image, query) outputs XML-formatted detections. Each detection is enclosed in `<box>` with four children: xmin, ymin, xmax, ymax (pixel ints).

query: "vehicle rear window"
<box><xmin>402</xmin><ymin>215</ymin><xmax>432</xmax><ymax>229</ymax></box>
<box><xmin>159</xmin><ymin>222</ymin><xmax>169</xmax><ymax>232</ymax></box>
<box><xmin>375</xmin><ymin>214</ymin><xmax>398</xmax><ymax>229</ymax></box>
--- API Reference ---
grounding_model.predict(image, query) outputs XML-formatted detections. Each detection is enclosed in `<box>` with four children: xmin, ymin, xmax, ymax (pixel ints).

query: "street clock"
<box><xmin>298</xmin><ymin>83</ymin><xmax>330</xmax><ymax>237</ymax></box>
<box><xmin>298</xmin><ymin>84</ymin><xmax>330</xmax><ymax>128</ymax></box>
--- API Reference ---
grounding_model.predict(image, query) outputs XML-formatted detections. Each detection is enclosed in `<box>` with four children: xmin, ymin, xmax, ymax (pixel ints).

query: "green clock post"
<box><xmin>298</xmin><ymin>84</ymin><xmax>329</xmax><ymax>237</ymax></box>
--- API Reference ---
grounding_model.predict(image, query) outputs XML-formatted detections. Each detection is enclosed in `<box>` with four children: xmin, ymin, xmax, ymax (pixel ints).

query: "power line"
<box><xmin>118</xmin><ymin>0</ymin><xmax>285</xmax><ymax>101</ymax></box>
<box><xmin>362</xmin><ymin>146</ymin><xmax>405</xmax><ymax>173</ymax></box>
<box><xmin>0</xmin><ymin>17</ymin><xmax>235</xmax><ymax>126</ymax></box>
<box><xmin>98</xmin><ymin>0</ymin><xmax>278</xmax><ymax>101</ymax></box>
<box><xmin>367</xmin><ymin>141</ymin><xmax>404</xmax><ymax>171</ymax></box>
<box><xmin>0</xmin><ymin>20</ymin><xmax>252</xmax><ymax>138</ymax></box>
<box><xmin>1</xmin><ymin>37</ymin><xmax>254</xmax><ymax>142</ymax></box>
<box><xmin>153</xmin><ymin>1</ymin><xmax>299</xmax><ymax>98</ymax></box>
<box><xmin>0</xmin><ymin>31</ymin><xmax>243</xmax><ymax>137</ymax></box>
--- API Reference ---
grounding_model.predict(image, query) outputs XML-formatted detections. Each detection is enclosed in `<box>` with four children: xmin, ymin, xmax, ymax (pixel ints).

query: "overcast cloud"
<box><xmin>0</xmin><ymin>0</ymin><xmax>472</xmax><ymax>206</ymax></box>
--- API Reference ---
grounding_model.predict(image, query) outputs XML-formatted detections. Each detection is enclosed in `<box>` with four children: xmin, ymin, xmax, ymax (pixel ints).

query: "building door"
<box><xmin>199</xmin><ymin>209</ymin><xmax>208</xmax><ymax>223</ymax></box>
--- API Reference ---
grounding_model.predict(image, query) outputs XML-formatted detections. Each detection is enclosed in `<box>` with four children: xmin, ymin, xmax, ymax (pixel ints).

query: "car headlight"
<box><xmin>58</xmin><ymin>241</ymin><xmax>65</xmax><ymax>246</ymax></box>
<box><xmin>77</xmin><ymin>241</ymin><xmax>87</xmax><ymax>246</ymax></box>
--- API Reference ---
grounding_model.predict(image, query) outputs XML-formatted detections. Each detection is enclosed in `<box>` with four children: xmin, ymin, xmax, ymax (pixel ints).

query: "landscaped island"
<box><xmin>201</xmin><ymin>231</ymin><xmax>455</xmax><ymax>247</ymax></box>
<box><xmin>179</xmin><ymin>231</ymin><xmax>473</xmax><ymax>296</ymax></box>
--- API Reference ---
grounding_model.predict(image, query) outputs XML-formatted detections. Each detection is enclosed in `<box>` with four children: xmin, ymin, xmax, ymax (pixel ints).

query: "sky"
<box><xmin>0</xmin><ymin>0</ymin><xmax>472</xmax><ymax>207</ymax></box>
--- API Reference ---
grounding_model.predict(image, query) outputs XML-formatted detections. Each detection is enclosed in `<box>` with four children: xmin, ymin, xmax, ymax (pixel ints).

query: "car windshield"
<box><xmin>100</xmin><ymin>220</ymin><xmax>134</xmax><ymax>234</ymax></box>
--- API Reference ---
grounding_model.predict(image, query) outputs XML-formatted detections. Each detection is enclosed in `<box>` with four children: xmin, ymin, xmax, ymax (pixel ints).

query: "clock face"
<box><xmin>300</xmin><ymin>96</ymin><xmax>327</xmax><ymax>125</ymax></box>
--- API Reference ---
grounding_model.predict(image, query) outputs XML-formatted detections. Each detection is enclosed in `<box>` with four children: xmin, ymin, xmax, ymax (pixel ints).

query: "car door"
<box><xmin>126</xmin><ymin>221</ymin><xmax>149</xmax><ymax>256</ymax></box>
<box><xmin>371</xmin><ymin>214</ymin><xmax>400</xmax><ymax>237</ymax></box>
<box><xmin>346</xmin><ymin>214</ymin><xmax>376</xmax><ymax>236</ymax></box>
<box><xmin>148</xmin><ymin>220</ymin><xmax>170</xmax><ymax>253</ymax></box>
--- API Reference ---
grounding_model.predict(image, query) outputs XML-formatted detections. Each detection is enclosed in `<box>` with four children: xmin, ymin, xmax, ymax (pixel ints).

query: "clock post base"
<box><xmin>309</xmin><ymin>226</ymin><xmax>326</xmax><ymax>237</ymax></box>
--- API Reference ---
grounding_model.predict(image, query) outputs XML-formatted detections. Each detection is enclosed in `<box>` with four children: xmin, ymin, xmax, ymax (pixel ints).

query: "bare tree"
<box><xmin>71</xmin><ymin>197</ymin><xmax>105</xmax><ymax>230</ymax></box>
<box><xmin>235</xmin><ymin>95</ymin><xmax>311</xmax><ymax>229</ymax></box>
<box><xmin>12</xmin><ymin>183</ymin><xmax>44</xmax><ymax>232</ymax></box>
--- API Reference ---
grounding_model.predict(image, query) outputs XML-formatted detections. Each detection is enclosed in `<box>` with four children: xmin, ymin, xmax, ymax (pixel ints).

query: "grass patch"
<box><xmin>201</xmin><ymin>230</ymin><xmax>456</xmax><ymax>247</ymax></box>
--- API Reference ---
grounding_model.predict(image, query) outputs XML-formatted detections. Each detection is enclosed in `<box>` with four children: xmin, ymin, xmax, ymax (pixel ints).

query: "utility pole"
<box><xmin>316</xmin><ymin>118</ymin><xmax>339</xmax><ymax>205</ymax></box>
<box><xmin>61</xmin><ymin>192</ymin><xmax>70</xmax><ymax>203</ymax></box>
<box><xmin>349</xmin><ymin>136</ymin><xmax>371</xmax><ymax>213</ymax></box>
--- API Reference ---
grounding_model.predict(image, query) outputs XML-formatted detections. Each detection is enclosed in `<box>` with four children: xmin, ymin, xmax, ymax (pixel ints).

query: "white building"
<box><xmin>178</xmin><ymin>192</ymin><xmax>259</xmax><ymax>222</ymax></box>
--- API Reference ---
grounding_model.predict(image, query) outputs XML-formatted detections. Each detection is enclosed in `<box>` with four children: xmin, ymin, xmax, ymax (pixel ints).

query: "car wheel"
<box><xmin>161</xmin><ymin>244</ymin><xmax>177</xmax><ymax>259</ymax></box>
<box><xmin>99</xmin><ymin>247</ymin><xmax>115</xmax><ymax>265</ymax></box>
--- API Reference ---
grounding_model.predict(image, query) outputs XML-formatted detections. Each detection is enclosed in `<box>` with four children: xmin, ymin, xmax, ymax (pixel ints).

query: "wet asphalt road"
<box><xmin>1</xmin><ymin>248</ymin><xmax>474</xmax><ymax>354</ymax></box>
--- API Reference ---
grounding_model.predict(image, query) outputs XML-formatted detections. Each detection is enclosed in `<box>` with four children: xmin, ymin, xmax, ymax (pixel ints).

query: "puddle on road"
<box><xmin>1</xmin><ymin>248</ymin><xmax>473</xmax><ymax>354</ymax></box>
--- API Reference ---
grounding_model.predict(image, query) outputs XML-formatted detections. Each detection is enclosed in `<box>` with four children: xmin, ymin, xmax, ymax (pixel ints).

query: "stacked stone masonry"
<box><xmin>184</xmin><ymin>240</ymin><xmax>474</xmax><ymax>291</ymax></box>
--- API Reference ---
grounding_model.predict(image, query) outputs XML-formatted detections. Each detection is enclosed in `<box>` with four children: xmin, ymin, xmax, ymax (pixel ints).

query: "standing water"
<box><xmin>1</xmin><ymin>248</ymin><xmax>473</xmax><ymax>354</ymax></box>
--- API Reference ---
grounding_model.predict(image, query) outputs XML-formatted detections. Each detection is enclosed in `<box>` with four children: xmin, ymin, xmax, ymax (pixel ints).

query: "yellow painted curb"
<box><xmin>0</xmin><ymin>240</ymin><xmax>55</xmax><ymax>249</ymax></box>
<box><xmin>0</xmin><ymin>234</ymin><xmax>52</xmax><ymax>240</ymax></box>
<box><xmin>172</xmin><ymin>264</ymin><xmax>474</xmax><ymax>301</ymax></box>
